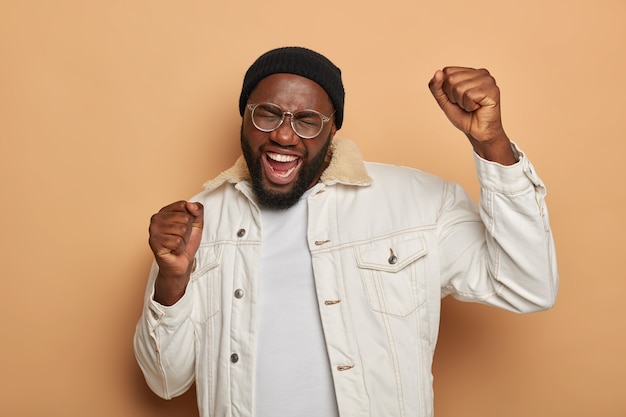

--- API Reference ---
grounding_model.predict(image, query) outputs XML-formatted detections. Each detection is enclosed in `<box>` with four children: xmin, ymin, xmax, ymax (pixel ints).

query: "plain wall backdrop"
<box><xmin>1</xmin><ymin>1</ymin><xmax>624</xmax><ymax>416</ymax></box>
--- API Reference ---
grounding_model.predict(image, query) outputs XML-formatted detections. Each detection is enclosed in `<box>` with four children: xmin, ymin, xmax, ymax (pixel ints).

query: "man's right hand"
<box><xmin>148</xmin><ymin>201</ymin><xmax>204</xmax><ymax>306</ymax></box>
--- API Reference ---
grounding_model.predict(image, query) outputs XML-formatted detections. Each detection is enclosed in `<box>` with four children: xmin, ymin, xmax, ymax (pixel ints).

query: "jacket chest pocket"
<box><xmin>355</xmin><ymin>234</ymin><xmax>428</xmax><ymax>317</ymax></box>
<box><xmin>190</xmin><ymin>244</ymin><xmax>222</xmax><ymax>322</ymax></box>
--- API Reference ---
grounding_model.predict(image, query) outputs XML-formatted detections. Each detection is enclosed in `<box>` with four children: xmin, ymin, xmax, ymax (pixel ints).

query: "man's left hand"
<box><xmin>429</xmin><ymin>67</ymin><xmax>517</xmax><ymax>165</ymax></box>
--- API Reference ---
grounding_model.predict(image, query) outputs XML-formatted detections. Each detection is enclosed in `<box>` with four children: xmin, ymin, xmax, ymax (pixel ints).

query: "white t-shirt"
<box><xmin>254</xmin><ymin>189</ymin><xmax>339</xmax><ymax>417</ymax></box>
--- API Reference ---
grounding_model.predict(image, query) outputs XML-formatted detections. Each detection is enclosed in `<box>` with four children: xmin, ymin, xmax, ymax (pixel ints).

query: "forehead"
<box><xmin>248</xmin><ymin>73</ymin><xmax>333</xmax><ymax>111</ymax></box>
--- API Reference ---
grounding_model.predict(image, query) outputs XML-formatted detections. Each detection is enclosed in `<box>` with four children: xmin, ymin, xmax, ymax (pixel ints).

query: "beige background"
<box><xmin>1</xmin><ymin>1</ymin><xmax>624</xmax><ymax>416</ymax></box>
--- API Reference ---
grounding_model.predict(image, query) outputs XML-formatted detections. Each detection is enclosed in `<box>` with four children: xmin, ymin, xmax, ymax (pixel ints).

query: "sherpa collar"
<box><xmin>202</xmin><ymin>137</ymin><xmax>372</xmax><ymax>191</ymax></box>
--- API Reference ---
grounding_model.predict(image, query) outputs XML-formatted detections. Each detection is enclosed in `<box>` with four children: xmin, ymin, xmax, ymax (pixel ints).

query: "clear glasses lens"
<box><xmin>250</xmin><ymin>103</ymin><xmax>326</xmax><ymax>139</ymax></box>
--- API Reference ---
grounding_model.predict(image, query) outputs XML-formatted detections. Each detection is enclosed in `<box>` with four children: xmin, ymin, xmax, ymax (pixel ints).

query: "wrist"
<box><xmin>468</xmin><ymin>133</ymin><xmax>518</xmax><ymax>166</ymax></box>
<box><xmin>153</xmin><ymin>272</ymin><xmax>189</xmax><ymax>306</ymax></box>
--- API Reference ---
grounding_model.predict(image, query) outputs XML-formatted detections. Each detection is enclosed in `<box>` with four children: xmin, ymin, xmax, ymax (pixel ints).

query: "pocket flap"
<box><xmin>356</xmin><ymin>234</ymin><xmax>427</xmax><ymax>273</ymax></box>
<box><xmin>190</xmin><ymin>243</ymin><xmax>222</xmax><ymax>279</ymax></box>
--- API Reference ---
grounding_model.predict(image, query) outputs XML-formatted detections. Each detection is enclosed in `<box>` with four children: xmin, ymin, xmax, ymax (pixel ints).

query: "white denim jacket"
<box><xmin>134</xmin><ymin>137</ymin><xmax>558</xmax><ymax>417</ymax></box>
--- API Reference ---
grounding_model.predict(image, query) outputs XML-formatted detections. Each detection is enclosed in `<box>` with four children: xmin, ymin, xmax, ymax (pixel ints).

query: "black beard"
<box><xmin>240</xmin><ymin>127</ymin><xmax>331</xmax><ymax>210</ymax></box>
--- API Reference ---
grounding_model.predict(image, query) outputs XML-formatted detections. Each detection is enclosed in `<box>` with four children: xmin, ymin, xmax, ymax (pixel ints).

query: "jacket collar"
<box><xmin>203</xmin><ymin>137</ymin><xmax>372</xmax><ymax>191</ymax></box>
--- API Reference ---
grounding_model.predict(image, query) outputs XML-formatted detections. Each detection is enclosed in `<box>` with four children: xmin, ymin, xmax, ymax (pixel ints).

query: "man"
<box><xmin>134</xmin><ymin>46</ymin><xmax>558</xmax><ymax>417</ymax></box>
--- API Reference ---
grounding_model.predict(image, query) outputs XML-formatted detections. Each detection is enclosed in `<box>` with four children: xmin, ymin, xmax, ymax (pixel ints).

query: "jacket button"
<box><xmin>230</xmin><ymin>353</ymin><xmax>239</xmax><ymax>363</ymax></box>
<box><xmin>234</xmin><ymin>289</ymin><xmax>244</xmax><ymax>299</ymax></box>
<box><xmin>388</xmin><ymin>248</ymin><xmax>398</xmax><ymax>265</ymax></box>
<box><xmin>237</xmin><ymin>229</ymin><xmax>246</xmax><ymax>237</ymax></box>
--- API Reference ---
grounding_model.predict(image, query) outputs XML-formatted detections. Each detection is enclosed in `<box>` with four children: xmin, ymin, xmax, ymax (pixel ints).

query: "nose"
<box><xmin>269</xmin><ymin>113</ymin><xmax>300</xmax><ymax>146</ymax></box>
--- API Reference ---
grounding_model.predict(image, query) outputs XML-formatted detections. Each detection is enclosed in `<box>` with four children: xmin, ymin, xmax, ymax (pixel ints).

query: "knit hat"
<box><xmin>239</xmin><ymin>46</ymin><xmax>345</xmax><ymax>129</ymax></box>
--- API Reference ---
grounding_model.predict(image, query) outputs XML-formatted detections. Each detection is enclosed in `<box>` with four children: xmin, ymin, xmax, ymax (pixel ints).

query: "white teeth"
<box><xmin>267</xmin><ymin>152</ymin><xmax>298</xmax><ymax>162</ymax></box>
<box><xmin>274</xmin><ymin>166</ymin><xmax>297</xmax><ymax>178</ymax></box>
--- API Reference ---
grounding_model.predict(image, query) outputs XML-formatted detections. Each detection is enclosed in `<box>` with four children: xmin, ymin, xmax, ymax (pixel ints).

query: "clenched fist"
<box><xmin>148</xmin><ymin>200</ymin><xmax>204</xmax><ymax>305</ymax></box>
<box><xmin>429</xmin><ymin>67</ymin><xmax>517</xmax><ymax>165</ymax></box>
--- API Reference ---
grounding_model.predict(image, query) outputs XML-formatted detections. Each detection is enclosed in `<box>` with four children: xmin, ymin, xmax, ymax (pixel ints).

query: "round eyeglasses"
<box><xmin>247</xmin><ymin>102</ymin><xmax>335</xmax><ymax>139</ymax></box>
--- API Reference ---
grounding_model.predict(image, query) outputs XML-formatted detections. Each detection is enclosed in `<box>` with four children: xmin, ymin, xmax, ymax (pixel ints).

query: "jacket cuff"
<box><xmin>474</xmin><ymin>141</ymin><xmax>544</xmax><ymax>194</ymax></box>
<box><xmin>146</xmin><ymin>283</ymin><xmax>193</xmax><ymax>329</ymax></box>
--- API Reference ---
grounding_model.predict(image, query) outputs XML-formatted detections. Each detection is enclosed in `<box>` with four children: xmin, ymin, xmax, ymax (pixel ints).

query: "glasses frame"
<box><xmin>246</xmin><ymin>102</ymin><xmax>335</xmax><ymax>139</ymax></box>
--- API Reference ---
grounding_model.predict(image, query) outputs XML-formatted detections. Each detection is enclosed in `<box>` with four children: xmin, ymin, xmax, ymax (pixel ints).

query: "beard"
<box><xmin>240</xmin><ymin>127</ymin><xmax>332</xmax><ymax>210</ymax></box>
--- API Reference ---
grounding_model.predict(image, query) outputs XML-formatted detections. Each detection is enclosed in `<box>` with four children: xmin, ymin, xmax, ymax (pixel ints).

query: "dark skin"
<box><xmin>241</xmin><ymin>74</ymin><xmax>337</xmax><ymax>209</ymax></box>
<box><xmin>149</xmin><ymin>67</ymin><xmax>516</xmax><ymax>306</ymax></box>
<box><xmin>150</xmin><ymin>200</ymin><xmax>204</xmax><ymax>306</ymax></box>
<box><xmin>429</xmin><ymin>67</ymin><xmax>517</xmax><ymax>164</ymax></box>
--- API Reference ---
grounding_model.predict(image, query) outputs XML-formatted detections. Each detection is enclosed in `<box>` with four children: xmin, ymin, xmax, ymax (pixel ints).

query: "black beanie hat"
<box><xmin>239</xmin><ymin>46</ymin><xmax>345</xmax><ymax>129</ymax></box>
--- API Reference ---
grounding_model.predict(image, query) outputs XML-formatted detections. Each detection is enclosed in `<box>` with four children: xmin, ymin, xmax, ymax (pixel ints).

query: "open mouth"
<box><xmin>263</xmin><ymin>151</ymin><xmax>302</xmax><ymax>184</ymax></box>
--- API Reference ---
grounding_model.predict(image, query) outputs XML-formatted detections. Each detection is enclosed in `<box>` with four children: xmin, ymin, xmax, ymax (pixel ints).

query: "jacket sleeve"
<box><xmin>133</xmin><ymin>261</ymin><xmax>196</xmax><ymax>399</ymax></box>
<box><xmin>438</xmin><ymin>144</ymin><xmax>558</xmax><ymax>313</ymax></box>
